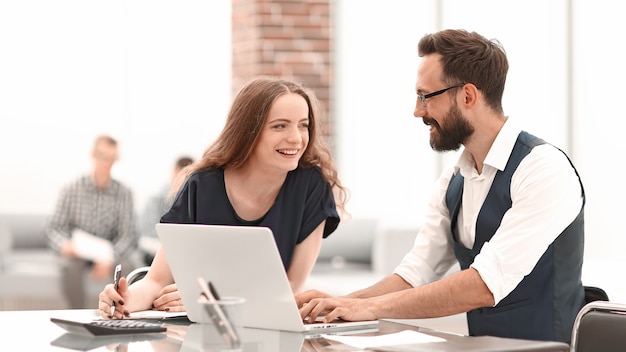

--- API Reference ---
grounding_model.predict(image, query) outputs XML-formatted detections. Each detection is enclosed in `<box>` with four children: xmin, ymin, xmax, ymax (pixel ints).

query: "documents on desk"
<box><xmin>129</xmin><ymin>310</ymin><xmax>188</xmax><ymax>320</ymax></box>
<box><xmin>322</xmin><ymin>330</ymin><xmax>445</xmax><ymax>350</ymax></box>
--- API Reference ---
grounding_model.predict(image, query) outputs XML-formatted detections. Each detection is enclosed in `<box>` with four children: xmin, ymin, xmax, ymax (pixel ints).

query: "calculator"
<box><xmin>51</xmin><ymin>317</ymin><xmax>167</xmax><ymax>336</ymax></box>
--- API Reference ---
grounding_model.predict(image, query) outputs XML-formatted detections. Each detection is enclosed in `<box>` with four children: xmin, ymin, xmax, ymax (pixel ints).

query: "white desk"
<box><xmin>1</xmin><ymin>309</ymin><xmax>569</xmax><ymax>351</ymax></box>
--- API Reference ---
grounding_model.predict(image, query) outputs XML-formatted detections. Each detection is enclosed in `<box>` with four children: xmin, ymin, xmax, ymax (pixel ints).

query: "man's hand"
<box><xmin>61</xmin><ymin>241</ymin><xmax>77</xmax><ymax>257</ymax></box>
<box><xmin>299</xmin><ymin>296</ymin><xmax>378</xmax><ymax>323</ymax></box>
<box><xmin>91</xmin><ymin>261</ymin><xmax>113</xmax><ymax>281</ymax></box>
<box><xmin>295</xmin><ymin>289</ymin><xmax>332</xmax><ymax>308</ymax></box>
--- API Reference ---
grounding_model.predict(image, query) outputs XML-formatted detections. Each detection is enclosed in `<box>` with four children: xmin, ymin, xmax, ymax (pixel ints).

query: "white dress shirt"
<box><xmin>394</xmin><ymin>119</ymin><xmax>584</xmax><ymax>305</ymax></box>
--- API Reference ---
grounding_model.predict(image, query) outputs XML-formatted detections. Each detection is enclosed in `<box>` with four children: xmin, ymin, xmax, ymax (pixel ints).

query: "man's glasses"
<box><xmin>416</xmin><ymin>83</ymin><xmax>465</xmax><ymax>107</ymax></box>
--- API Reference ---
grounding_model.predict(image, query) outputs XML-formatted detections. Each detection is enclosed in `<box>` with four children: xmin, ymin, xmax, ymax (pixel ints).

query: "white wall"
<box><xmin>0</xmin><ymin>1</ymin><xmax>231</xmax><ymax>215</ymax></box>
<box><xmin>570</xmin><ymin>0</ymin><xmax>626</xmax><ymax>301</ymax></box>
<box><xmin>1</xmin><ymin>0</ymin><xmax>624</xmax><ymax>300</ymax></box>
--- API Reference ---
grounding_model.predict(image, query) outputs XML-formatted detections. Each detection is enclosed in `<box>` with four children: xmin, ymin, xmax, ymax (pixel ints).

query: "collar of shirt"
<box><xmin>455</xmin><ymin>118</ymin><xmax>522</xmax><ymax>178</ymax></box>
<box><xmin>83</xmin><ymin>174</ymin><xmax>116</xmax><ymax>193</ymax></box>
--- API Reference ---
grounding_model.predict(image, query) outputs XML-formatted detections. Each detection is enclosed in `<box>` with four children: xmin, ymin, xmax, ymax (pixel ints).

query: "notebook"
<box><xmin>155</xmin><ymin>223</ymin><xmax>379</xmax><ymax>333</ymax></box>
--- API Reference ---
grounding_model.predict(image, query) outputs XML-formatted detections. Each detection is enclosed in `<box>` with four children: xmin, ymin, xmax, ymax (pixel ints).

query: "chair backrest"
<box><xmin>584</xmin><ymin>285</ymin><xmax>609</xmax><ymax>303</ymax></box>
<box><xmin>570</xmin><ymin>301</ymin><xmax>626</xmax><ymax>352</ymax></box>
<box><xmin>126</xmin><ymin>266</ymin><xmax>150</xmax><ymax>285</ymax></box>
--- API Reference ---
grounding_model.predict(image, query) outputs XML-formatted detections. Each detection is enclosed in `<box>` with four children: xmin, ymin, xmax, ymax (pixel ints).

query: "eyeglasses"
<box><xmin>416</xmin><ymin>83</ymin><xmax>465</xmax><ymax>107</ymax></box>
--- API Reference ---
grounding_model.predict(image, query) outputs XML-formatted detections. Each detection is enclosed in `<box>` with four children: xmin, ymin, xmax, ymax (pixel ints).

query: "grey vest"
<box><xmin>445</xmin><ymin>131</ymin><xmax>585</xmax><ymax>342</ymax></box>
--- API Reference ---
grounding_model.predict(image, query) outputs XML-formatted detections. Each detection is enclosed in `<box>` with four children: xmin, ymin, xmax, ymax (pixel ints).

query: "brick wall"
<box><xmin>231</xmin><ymin>0</ymin><xmax>334</xmax><ymax>139</ymax></box>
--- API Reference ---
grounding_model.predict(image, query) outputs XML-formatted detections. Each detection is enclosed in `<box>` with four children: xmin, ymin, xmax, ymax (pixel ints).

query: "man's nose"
<box><xmin>414</xmin><ymin>100</ymin><xmax>427</xmax><ymax>118</ymax></box>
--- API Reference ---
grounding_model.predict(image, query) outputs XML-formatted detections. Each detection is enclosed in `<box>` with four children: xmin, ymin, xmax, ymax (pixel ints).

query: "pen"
<box><xmin>197</xmin><ymin>277</ymin><xmax>240</xmax><ymax>348</ymax></box>
<box><xmin>208</xmin><ymin>281</ymin><xmax>221</xmax><ymax>300</ymax></box>
<box><xmin>111</xmin><ymin>264</ymin><xmax>122</xmax><ymax>317</ymax></box>
<box><xmin>208</xmin><ymin>280</ymin><xmax>230</xmax><ymax>320</ymax></box>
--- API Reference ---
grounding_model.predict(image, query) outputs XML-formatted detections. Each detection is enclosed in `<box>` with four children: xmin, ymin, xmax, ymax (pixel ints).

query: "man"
<box><xmin>46</xmin><ymin>134</ymin><xmax>138</xmax><ymax>308</ymax></box>
<box><xmin>297</xmin><ymin>29</ymin><xmax>585</xmax><ymax>343</ymax></box>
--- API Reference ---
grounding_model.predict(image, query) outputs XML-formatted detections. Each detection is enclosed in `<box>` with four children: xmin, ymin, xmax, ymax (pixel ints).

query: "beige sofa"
<box><xmin>0</xmin><ymin>213</ymin><xmax>105</xmax><ymax>310</ymax></box>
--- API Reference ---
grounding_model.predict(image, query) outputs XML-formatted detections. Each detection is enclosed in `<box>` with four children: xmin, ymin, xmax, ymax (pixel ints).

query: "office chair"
<box><xmin>570</xmin><ymin>300</ymin><xmax>626</xmax><ymax>352</ymax></box>
<box><xmin>126</xmin><ymin>266</ymin><xmax>150</xmax><ymax>285</ymax></box>
<box><xmin>583</xmin><ymin>285</ymin><xmax>609</xmax><ymax>303</ymax></box>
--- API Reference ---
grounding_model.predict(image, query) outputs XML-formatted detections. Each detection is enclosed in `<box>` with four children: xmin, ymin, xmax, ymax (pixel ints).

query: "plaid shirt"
<box><xmin>45</xmin><ymin>175</ymin><xmax>138</xmax><ymax>260</ymax></box>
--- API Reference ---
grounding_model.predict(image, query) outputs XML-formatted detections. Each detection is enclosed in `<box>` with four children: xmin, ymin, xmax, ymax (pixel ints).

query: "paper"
<box><xmin>321</xmin><ymin>330</ymin><xmax>445</xmax><ymax>349</ymax></box>
<box><xmin>129</xmin><ymin>309</ymin><xmax>188</xmax><ymax>320</ymax></box>
<box><xmin>71</xmin><ymin>228</ymin><xmax>114</xmax><ymax>262</ymax></box>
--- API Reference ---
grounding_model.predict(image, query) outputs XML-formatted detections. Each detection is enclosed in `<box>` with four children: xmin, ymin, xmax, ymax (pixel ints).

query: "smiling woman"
<box><xmin>97</xmin><ymin>76</ymin><xmax>349</xmax><ymax>318</ymax></box>
<box><xmin>253</xmin><ymin>92</ymin><xmax>311</xmax><ymax>174</ymax></box>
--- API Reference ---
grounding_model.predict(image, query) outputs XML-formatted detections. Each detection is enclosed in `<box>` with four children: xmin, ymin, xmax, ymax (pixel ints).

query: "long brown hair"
<box><xmin>171</xmin><ymin>76</ymin><xmax>349</xmax><ymax>213</ymax></box>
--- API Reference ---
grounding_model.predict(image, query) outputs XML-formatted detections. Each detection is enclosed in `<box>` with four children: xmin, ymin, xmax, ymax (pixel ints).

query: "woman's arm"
<box><xmin>127</xmin><ymin>246</ymin><xmax>176</xmax><ymax>311</ymax></box>
<box><xmin>99</xmin><ymin>245</ymin><xmax>176</xmax><ymax>318</ymax></box>
<box><xmin>287</xmin><ymin>220</ymin><xmax>325</xmax><ymax>294</ymax></box>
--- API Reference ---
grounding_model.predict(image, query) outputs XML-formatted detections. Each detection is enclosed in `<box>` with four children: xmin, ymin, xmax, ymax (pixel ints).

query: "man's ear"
<box><xmin>462</xmin><ymin>83</ymin><xmax>480</xmax><ymax>108</ymax></box>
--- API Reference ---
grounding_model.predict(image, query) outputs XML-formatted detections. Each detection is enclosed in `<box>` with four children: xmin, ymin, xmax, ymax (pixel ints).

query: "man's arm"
<box><xmin>300</xmin><ymin>268</ymin><xmax>494</xmax><ymax>323</ymax></box>
<box><xmin>295</xmin><ymin>273</ymin><xmax>412</xmax><ymax>308</ymax></box>
<box><xmin>369</xmin><ymin>268</ymin><xmax>494</xmax><ymax>319</ymax></box>
<box><xmin>347</xmin><ymin>273</ymin><xmax>413</xmax><ymax>298</ymax></box>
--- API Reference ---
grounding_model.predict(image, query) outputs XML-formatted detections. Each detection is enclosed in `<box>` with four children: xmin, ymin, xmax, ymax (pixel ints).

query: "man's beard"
<box><xmin>424</xmin><ymin>103</ymin><xmax>474</xmax><ymax>152</ymax></box>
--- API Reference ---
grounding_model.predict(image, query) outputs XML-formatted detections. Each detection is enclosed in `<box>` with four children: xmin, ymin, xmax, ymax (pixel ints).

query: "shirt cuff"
<box><xmin>470</xmin><ymin>241</ymin><xmax>525</xmax><ymax>306</ymax></box>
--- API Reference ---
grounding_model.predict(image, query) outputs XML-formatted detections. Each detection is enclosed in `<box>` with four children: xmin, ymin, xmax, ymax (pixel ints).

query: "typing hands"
<box><xmin>295</xmin><ymin>289</ymin><xmax>332</xmax><ymax>308</ymax></box>
<box><xmin>300</xmin><ymin>296</ymin><xmax>377</xmax><ymax>323</ymax></box>
<box><xmin>297</xmin><ymin>289</ymin><xmax>377</xmax><ymax>323</ymax></box>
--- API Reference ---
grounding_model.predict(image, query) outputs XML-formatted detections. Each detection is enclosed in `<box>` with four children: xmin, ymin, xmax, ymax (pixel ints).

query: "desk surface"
<box><xmin>0</xmin><ymin>309</ymin><xmax>569</xmax><ymax>351</ymax></box>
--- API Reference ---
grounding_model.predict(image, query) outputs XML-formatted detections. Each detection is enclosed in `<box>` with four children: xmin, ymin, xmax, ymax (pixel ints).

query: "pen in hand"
<box><xmin>111</xmin><ymin>264</ymin><xmax>122</xmax><ymax>317</ymax></box>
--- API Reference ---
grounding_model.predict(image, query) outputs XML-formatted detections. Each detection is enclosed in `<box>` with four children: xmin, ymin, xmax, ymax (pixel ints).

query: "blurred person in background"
<box><xmin>46</xmin><ymin>134</ymin><xmax>139</xmax><ymax>308</ymax></box>
<box><xmin>139</xmin><ymin>155</ymin><xmax>194</xmax><ymax>265</ymax></box>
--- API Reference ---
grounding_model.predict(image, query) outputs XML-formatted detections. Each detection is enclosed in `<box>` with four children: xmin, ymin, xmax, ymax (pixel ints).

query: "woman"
<box><xmin>98</xmin><ymin>77</ymin><xmax>348</xmax><ymax>318</ymax></box>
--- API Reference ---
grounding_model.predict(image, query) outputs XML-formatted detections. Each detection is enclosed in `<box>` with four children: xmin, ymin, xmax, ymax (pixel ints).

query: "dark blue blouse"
<box><xmin>160</xmin><ymin>166</ymin><xmax>340</xmax><ymax>270</ymax></box>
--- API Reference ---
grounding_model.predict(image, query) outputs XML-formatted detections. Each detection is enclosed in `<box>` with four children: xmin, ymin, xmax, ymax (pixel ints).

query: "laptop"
<box><xmin>155</xmin><ymin>223</ymin><xmax>379</xmax><ymax>333</ymax></box>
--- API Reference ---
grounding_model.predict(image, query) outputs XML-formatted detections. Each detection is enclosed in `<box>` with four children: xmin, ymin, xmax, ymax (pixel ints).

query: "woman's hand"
<box><xmin>98</xmin><ymin>276</ymin><xmax>130</xmax><ymax>319</ymax></box>
<box><xmin>152</xmin><ymin>283</ymin><xmax>185</xmax><ymax>312</ymax></box>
